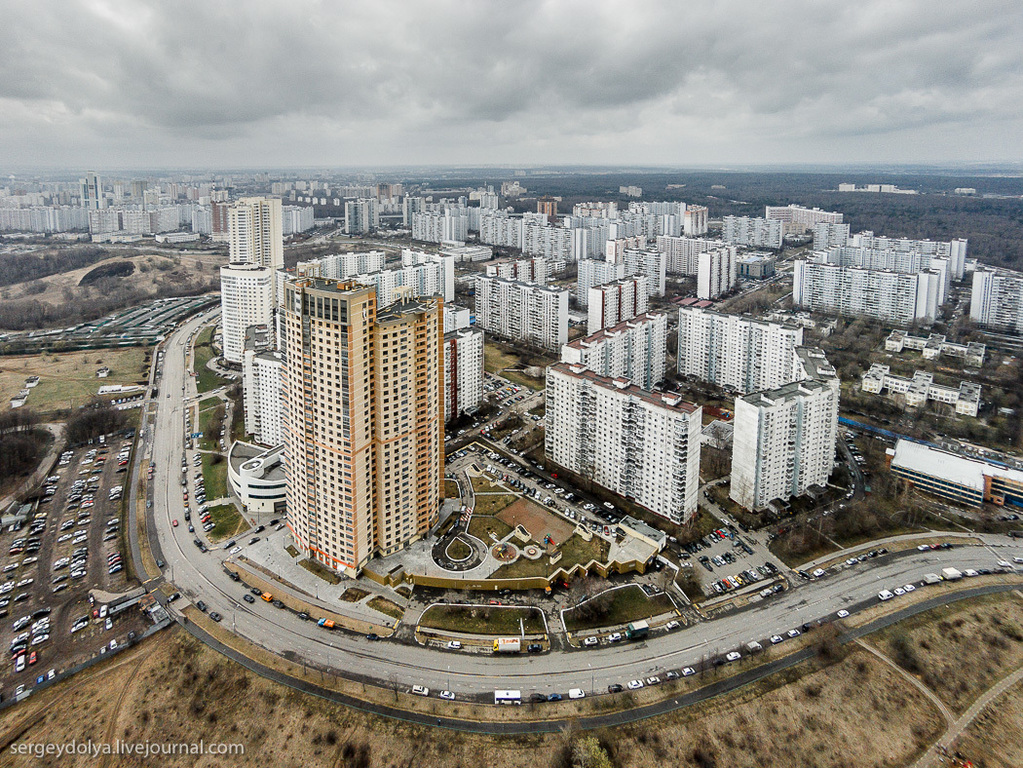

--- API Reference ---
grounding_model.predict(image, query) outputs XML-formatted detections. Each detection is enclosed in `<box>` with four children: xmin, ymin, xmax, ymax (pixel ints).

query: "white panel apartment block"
<box><xmin>677</xmin><ymin>307</ymin><xmax>803</xmax><ymax>394</ymax></box>
<box><xmin>220</xmin><ymin>263</ymin><xmax>274</xmax><ymax>364</ymax></box>
<box><xmin>444</xmin><ymin>326</ymin><xmax>484</xmax><ymax>421</ymax></box>
<box><xmin>546</xmin><ymin>363</ymin><xmax>702</xmax><ymax>524</ymax></box>
<box><xmin>586</xmin><ymin>276</ymin><xmax>649</xmax><ymax>335</ymax></box>
<box><xmin>474</xmin><ymin>275</ymin><xmax>568</xmax><ymax>349</ymax></box>
<box><xmin>697</xmin><ymin>245</ymin><xmax>738</xmax><ymax>300</ymax></box>
<box><xmin>970</xmin><ymin>268</ymin><xmax>1023</xmax><ymax>334</ymax></box>
<box><xmin>561</xmin><ymin>312</ymin><xmax>667</xmax><ymax>390</ymax></box>
<box><xmin>730</xmin><ymin>378</ymin><xmax>839</xmax><ymax>510</ymax></box>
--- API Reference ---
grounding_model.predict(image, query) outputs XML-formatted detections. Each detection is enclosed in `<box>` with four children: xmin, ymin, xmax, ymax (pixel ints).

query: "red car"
<box><xmin>28</xmin><ymin>652</ymin><xmax>37</xmax><ymax>665</ymax></box>
<box><xmin>172</xmin><ymin>520</ymin><xmax>179</xmax><ymax>527</ymax></box>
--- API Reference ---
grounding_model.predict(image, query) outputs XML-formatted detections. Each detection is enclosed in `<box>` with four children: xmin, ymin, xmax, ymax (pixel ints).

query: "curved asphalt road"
<box><xmin>177</xmin><ymin>583</ymin><xmax>1021</xmax><ymax>734</ymax></box>
<box><xmin>126</xmin><ymin>308</ymin><xmax>1023</xmax><ymax>714</ymax></box>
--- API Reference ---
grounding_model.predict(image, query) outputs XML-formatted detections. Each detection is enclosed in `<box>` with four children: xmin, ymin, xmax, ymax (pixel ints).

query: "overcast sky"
<box><xmin>2</xmin><ymin>0</ymin><xmax>1021</xmax><ymax>170</ymax></box>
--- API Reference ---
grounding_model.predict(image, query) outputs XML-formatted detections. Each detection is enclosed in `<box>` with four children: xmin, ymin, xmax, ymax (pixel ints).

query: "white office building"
<box><xmin>970</xmin><ymin>267</ymin><xmax>1023</xmax><ymax>334</ymax></box>
<box><xmin>722</xmin><ymin>216</ymin><xmax>784</xmax><ymax>250</ymax></box>
<box><xmin>474</xmin><ymin>275</ymin><xmax>568</xmax><ymax>350</ymax></box>
<box><xmin>546</xmin><ymin>363</ymin><xmax>702</xmax><ymax>524</ymax></box>
<box><xmin>220</xmin><ymin>263</ymin><xmax>274</xmax><ymax>364</ymax></box>
<box><xmin>697</xmin><ymin>245</ymin><xmax>738</xmax><ymax>300</ymax></box>
<box><xmin>561</xmin><ymin>312</ymin><xmax>668</xmax><ymax>391</ymax></box>
<box><xmin>730</xmin><ymin>378</ymin><xmax>839</xmax><ymax>510</ymax></box>
<box><xmin>677</xmin><ymin>307</ymin><xmax>804</xmax><ymax>394</ymax></box>
<box><xmin>587</xmin><ymin>276</ymin><xmax>649</xmax><ymax>335</ymax></box>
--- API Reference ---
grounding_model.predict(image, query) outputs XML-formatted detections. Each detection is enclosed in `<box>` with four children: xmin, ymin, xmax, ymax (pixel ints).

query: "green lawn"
<box><xmin>470</xmin><ymin>476</ymin><xmax>505</xmax><ymax>493</ymax></box>
<box><xmin>197</xmin><ymin>404</ymin><xmax>224</xmax><ymax>451</ymax></box>
<box><xmin>472</xmin><ymin>494</ymin><xmax>517</xmax><ymax>517</ymax></box>
<box><xmin>0</xmin><ymin>347</ymin><xmax>149</xmax><ymax>416</ymax></box>
<box><xmin>299</xmin><ymin>558</ymin><xmax>343</xmax><ymax>584</ymax></box>
<box><xmin>419</xmin><ymin>604</ymin><xmax>546</xmax><ymax>635</ymax></box>
<box><xmin>207</xmin><ymin>503</ymin><xmax>248</xmax><ymax>543</ymax></box>
<box><xmin>201</xmin><ymin>452</ymin><xmax>228</xmax><ymax>502</ymax></box>
<box><xmin>562</xmin><ymin>584</ymin><xmax>676</xmax><ymax>632</ymax></box>
<box><xmin>193</xmin><ymin>326</ymin><xmax>231</xmax><ymax>393</ymax></box>
<box><xmin>446</xmin><ymin>538</ymin><xmax>473</xmax><ymax>560</ymax></box>
<box><xmin>366</xmin><ymin>596</ymin><xmax>405</xmax><ymax>620</ymax></box>
<box><xmin>467</xmin><ymin>510</ymin><xmax>515</xmax><ymax>540</ymax></box>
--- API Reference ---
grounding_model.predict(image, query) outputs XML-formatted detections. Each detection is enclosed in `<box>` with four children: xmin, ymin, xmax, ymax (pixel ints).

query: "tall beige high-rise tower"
<box><xmin>228</xmin><ymin>196</ymin><xmax>283</xmax><ymax>272</ymax></box>
<box><xmin>280</xmin><ymin>278</ymin><xmax>444</xmax><ymax>576</ymax></box>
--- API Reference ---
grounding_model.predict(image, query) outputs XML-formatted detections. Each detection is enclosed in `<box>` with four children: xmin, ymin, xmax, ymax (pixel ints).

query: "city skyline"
<box><xmin>2</xmin><ymin>1</ymin><xmax>1021</xmax><ymax>169</ymax></box>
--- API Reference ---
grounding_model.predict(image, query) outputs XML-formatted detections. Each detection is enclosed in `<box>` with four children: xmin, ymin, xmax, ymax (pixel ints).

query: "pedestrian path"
<box><xmin>855</xmin><ymin>638</ymin><xmax>954</xmax><ymax>725</ymax></box>
<box><xmin>912</xmin><ymin>665</ymin><xmax>1023</xmax><ymax>768</ymax></box>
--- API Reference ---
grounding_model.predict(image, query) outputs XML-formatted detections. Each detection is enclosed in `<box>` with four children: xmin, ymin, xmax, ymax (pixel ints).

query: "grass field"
<box><xmin>445</xmin><ymin>537</ymin><xmax>473</xmax><ymax>560</ymax></box>
<box><xmin>0</xmin><ymin>346</ymin><xmax>148</xmax><ymax>414</ymax></box>
<box><xmin>340</xmin><ymin>587</ymin><xmax>370</xmax><ymax>602</ymax></box>
<box><xmin>443</xmin><ymin>479</ymin><xmax>460</xmax><ymax>499</ymax></box>
<box><xmin>200</xmin><ymin>452</ymin><xmax>227</xmax><ymax>501</ymax></box>
<box><xmin>299</xmin><ymin>558</ymin><xmax>343</xmax><ymax>585</ymax></box>
<box><xmin>870</xmin><ymin>591</ymin><xmax>1023</xmax><ymax>714</ymax></box>
<box><xmin>366</xmin><ymin>596</ymin><xmax>405</xmax><ymax>620</ymax></box>
<box><xmin>482</xmin><ymin>343</ymin><xmax>547</xmax><ymax>390</ymax></box>
<box><xmin>467</xmin><ymin>511</ymin><xmax>515</xmax><ymax>540</ymax></box>
<box><xmin>472</xmin><ymin>494</ymin><xmax>517</xmax><ymax>517</ymax></box>
<box><xmin>419</xmin><ymin>604</ymin><xmax>546</xmax><ymax>635</ymax></box>
<box><xmin>470</xmin><ymin>476</ymin><xmax>505</xmax><ymax>493</ymax></box>
<box><xmin>193</xmin><ymin>325</ymin><xmax>231</xmax><ymax>394</ymax></box>
<box><xmin>206</xmin><ymin>502</ymin><xmax>248</xmax><ymax>542</ymax></box>
<box><xmin>197</xmin><ymin>403</ymin><xmax>224</xmax><ymax>451</ymax></box>
<box><xmin>562</xmin><ymin>584</ymin><xmax>676</xmax><ymax>632</ymax></box>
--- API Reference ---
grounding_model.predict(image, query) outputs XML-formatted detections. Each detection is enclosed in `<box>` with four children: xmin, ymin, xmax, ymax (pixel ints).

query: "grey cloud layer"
<box><xmin>1</xmin><ymin>0</ymin><xmax>1020</xmax><ymax>167</ymax></box>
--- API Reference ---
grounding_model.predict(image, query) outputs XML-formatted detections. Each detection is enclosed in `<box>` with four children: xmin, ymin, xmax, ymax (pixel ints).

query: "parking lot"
<box><xmin>0</xmin><ymin>441</ymin><xmax>149</xmax><ymax>699</ymax></box>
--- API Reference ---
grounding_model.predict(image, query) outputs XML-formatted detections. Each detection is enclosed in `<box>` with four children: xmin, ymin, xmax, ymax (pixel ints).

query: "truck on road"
<box><xmin>493</xmin><ymin>637</ymin><xmax>521</xmax><ymax>653</ymax></box>
<box><xmin>941</xmin><ymin>567</ymin><xmax>962</xmax><ymax>581</ymax></box>
<box><xmin>626</xmin><ymin>620</ymin><xmax>649</xmax><ymax>640</ymax></box>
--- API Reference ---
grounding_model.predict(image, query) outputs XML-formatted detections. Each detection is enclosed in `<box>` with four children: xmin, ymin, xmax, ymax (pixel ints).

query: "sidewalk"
<box><xmin>797</xmin><ymin>530</ymin><xmax>989</xmax><ymax>571</ymax></box>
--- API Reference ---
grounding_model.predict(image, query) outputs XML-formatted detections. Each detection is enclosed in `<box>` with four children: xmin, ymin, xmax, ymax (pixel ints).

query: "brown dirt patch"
<box><xmin>872</xmin><ymin>591</ymin><xmax>1023</xmax><ymax>714</ymax></box>
<box><xmin>497</xmin><ymin>497</ymin><xmax>575</xmax><ymax>546</ymax></box>
<box><xmin>953</xmin><ymin>677</ymin><xmax>1023</xmax><ymax>768</ymax></box>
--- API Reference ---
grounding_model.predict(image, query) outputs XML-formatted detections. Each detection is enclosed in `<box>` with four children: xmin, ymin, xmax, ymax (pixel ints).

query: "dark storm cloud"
<box><xmin>0</xmin><ymin>0</ymin><xmax>1020</xmax><ymax>167</ymax></box>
